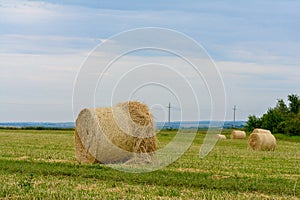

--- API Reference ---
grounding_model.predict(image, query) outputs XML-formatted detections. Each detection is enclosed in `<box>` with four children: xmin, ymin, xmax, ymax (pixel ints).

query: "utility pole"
<box><xmin>233</xmin><ymin>105</ymin><xmax>237</xmax><ymax>128</ymax></box>
<box><xmin>168</xmin><ymin>102</ymin><xmax>171</xmax><ymax>130</ymax></box>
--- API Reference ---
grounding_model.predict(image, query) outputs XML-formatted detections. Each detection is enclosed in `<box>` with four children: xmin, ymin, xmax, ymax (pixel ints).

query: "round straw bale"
<box><xmin>231</xmin><ymin>130</ymin><xmax>246</xmax><ymax>139</ymax></box>
<box><xmin>75</xmin><ymin>101</ymin><xmax>157</xmax><ymax>164</ymax></box>
<box><xmin>248</xmin><ymin>128</ymin><xmax>276</xmax><ymax>151</ymax></box>
<box><xmin>74</xmin><ymin>129</ymin><xmax>98</xmax><ymax>163</ymax></box>
<box><xmin>216</xmin><ymin>134</ymin><xmax>226</xmax><ymax>139</ymax></box>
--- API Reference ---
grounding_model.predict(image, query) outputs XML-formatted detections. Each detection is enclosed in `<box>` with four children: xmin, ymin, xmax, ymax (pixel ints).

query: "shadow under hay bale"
<box><xmin>248</xmin><ymin>128</ymin><xmax>276</xmax><ymax>151</ymax></box>
<box><xmin>231</xmin><ymin>130</ymin><xmax>246</xmax><ymax>139</ymax></box>
<box><xmin>75</xmin><ymin>101</ymin><xmax>157</xmax><ymax>164</ymax></box>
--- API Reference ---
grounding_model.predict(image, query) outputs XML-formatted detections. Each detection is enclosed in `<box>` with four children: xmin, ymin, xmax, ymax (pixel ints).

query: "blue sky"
<box><xmin>1</xmin><ymin>0</ymin><xmax>300</xmax><ymax>122</ymax></box>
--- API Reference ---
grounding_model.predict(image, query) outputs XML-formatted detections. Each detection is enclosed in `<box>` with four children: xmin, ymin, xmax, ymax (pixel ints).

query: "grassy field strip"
<box><xmin>1</xmin><ymin>155</ymin><xmax>296</xmax><ymax>181</ymax></box>
<box><xmin>0</xmin><ymin>129</ymin><xmax>299</xmax><ymax>199</ymax></box>
<box><xmin>0</xmin><ymin>159</ymin><xmax>298</xmax><ymax>196</ymax></box>
<box><xmin>1</xmin><ymin>174</ymin><xmax>296</xmax><ymax>200</ymax></box>
<box><xmin>0</xmin><ymin>156</ymin><xmax>76</xmax><ymax>164</ymax></box>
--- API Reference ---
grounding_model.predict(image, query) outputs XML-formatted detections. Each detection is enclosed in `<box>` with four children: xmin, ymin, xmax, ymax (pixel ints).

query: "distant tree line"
<box><xmin>245</xmin><ymin>94</ymin><xmax>300</xmax><ymax>136</ymax></box>
<box><xmin>0</xmin><ymin>126</ymin><xmax>74</xmax><ymax>131</ymax></box>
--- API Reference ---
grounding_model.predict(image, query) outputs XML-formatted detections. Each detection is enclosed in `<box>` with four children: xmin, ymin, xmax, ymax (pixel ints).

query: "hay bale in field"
<box><xmin>231</xmin><ymin>130</ymin><xmax>246</xmax><ymax>139</ymax></box>
<box><xmin>248</xmin><ymin>128</ymin><xmax>276</xmax><ymax>151</ymax></box>
<box><xmin>74</xmin><ymin>130</ymin><xmax>98</xmax><ymax>163</ymax></box>
<box><xmin>216</xmin><ymin>134</ymin><xmax>226</xmax><ymax>139</ymax></box>
<box><xmin>75</xmin><ymin>101</ymin><xmax>157</xmax><ymax>164</ymax></box>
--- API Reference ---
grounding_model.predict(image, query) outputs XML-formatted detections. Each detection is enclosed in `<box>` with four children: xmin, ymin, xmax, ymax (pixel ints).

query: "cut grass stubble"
<box><xmin>0</xmin><ymin>129</ymin><xmax>299</xmax><ymax>199</ymax></box>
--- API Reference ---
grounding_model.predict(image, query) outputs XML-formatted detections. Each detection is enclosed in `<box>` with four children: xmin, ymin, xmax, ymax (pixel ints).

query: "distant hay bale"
<box><xmin>75</xmin><ymin>101</ymin><xmax>157</xmax><ymax>164</ymax></box>
<box><xmin>216</xmin><ymin>134</ymin><xmax>226</xmax><ymax>139</ymax></box>
<box><xmin>231</xmin><ymin>130</ymin><xmax>246</xmax><ymax>139</ymax></box>
<box><xmin>248</xmin><ymin>128</ymin><xmax>276</xmax><ymax>151</ymax></box>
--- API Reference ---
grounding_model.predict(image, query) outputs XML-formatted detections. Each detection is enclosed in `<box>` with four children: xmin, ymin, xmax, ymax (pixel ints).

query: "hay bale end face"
<box><xmin>74</xmin><ymin>130</ymin><xmax>98</xmax><ymax>164</ymax></box>
<box><xmin>75</xmin><ymin>101</ymin><xmax>157</xmax><ymax>164</ymax></box>
<box><xmin>248</xmin><ymin>128</ymin><xmax>276</xmax><ymax>151</ymax></box>
<box><xmin>231</xmin><ymin>130</ymin><xmax>246</xmax><ymax>139</ymax></box>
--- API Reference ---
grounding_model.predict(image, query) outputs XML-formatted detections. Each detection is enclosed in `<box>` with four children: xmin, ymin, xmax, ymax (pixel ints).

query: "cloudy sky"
<box><xmin>1</xmin><ymin>0</ymin><xmax>300</xmax><ymax>122</ymax></box>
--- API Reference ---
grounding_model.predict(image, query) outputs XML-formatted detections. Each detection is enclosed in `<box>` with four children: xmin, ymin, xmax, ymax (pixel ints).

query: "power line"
<box><xmin>233</xmin><ymin>105</ymin><xmax>237</xmax><ymax>128</ymax></box>
<box><xmin>168</xmin><ymin>102</ymin><xmax>171</xmax><ymax>130</ymax></box>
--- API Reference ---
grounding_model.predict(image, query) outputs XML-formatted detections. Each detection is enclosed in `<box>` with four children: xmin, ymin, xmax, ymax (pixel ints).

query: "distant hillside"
<box><xmin>0</xmin><ymin>121</ymin><xmax>246</xmax><ymax>129</ymax></box>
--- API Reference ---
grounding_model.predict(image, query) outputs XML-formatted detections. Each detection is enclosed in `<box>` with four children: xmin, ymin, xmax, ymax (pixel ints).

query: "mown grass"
<box><xmin>0</xmin><ymin>129</ymin><xmax>299</xmax><ymax>199</ymax></box>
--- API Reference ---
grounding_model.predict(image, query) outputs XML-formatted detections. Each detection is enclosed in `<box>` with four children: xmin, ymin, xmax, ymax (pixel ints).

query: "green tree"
<box><xmin>285</xmin><ymin>112</ymin><xmax>300</xmax><ymax>136</ymax></box>
<box><xmin>272</xmin><ymin>99</ymin><xmax>289</xmax><ymax>133</ymax></box>
<box><xmin>261</xmin><ymin>108</ymin><xmax>284</xmax><ymax>133</ymax></box>
<box><xmin>275</xmin><ymin>99</ymin><xmax>289</xmax><ymax>116</ymax></box>
<box><xmin>244</xmin><ymin>115</ymin><xmax>261</xmax><ymax>132</ymax></box>
<box><xmin>245</xmin><ymin>94</ymin><xmax>300</xmax><ymax>135</ymax></box>
<box><xmin>288</xmin><ymin>94</ymin><xmax>300</xmax><ymax>115</ymax></box>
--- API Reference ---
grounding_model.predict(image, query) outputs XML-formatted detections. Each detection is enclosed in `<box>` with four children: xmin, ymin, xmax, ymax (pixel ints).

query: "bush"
<box><xmin>244</xmin><ymin>115</ymin><xmax>262</xmax><ymax>132</ymax></box>
<box><xmin>284</xmin><ymin>113</ymin><xmax>300</xmax><ymax>136</ymax></box>
<box><xmin>261</xmin><ymin>108</ymin><xmax>284</xmax><ymax>133</ymax></box>
<box><xmin>245</xmin><ymin>94</ymin><xmax>300</xmax><ymax>136</ymax></box>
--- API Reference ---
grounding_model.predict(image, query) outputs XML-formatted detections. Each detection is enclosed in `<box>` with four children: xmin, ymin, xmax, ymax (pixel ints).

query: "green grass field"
<box><xmin>0</xmin><ymin>129</ymin><xmax>299</xmax><ymax>199</ymax></box>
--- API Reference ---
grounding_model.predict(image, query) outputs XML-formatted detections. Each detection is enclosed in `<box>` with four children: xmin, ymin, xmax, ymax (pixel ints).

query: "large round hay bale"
<box><xmin>75</xmin><ymin>101</ymin><xmax>157</xmax><ymax>164</ymax></box>
<box><xmin>231</xmin><ymin>130</ymin><xmax>246</xmax><ymax>139</ymax></box>
<box><xmin>75</xmin><ymin>129</ymin><xmax>98</xmax><ymax>163</ymax></box>
<box><xmin>248</xmin><ymin>128</ymin><xmax>276</xmax><ymax>151</ymax></box>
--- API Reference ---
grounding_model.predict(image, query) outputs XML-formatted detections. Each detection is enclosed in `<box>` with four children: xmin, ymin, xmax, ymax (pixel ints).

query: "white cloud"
<box><xmin>218</xmin><ymin>61</ymin><xmax>300</xmax><ymax>81</ymax></box>
<box><xmin>1</xmin><ymin>0</ymin><xmax>299</xmax><ymax>121</ymax></box>
<box><xmin>0</xmin><ymin>34</ymin><xmax>100</xmax><ymax>54</ymax></box>
<box><xmin>1</xmin><ymin>44</ymin><xmax>299</xmax><ymax>121</ymax></box>
<box><xmin>210</xmin><ymin>42</ymin><xmax>300</xmax><ymax>65</ymax></box>
<box><xmin>0</xmin><ymin>0</ymin><xmax>62</xmax><ymax>24</ymax></box>
<box><xmin>217</xmin><ymin>60</ymin><xmax>300</xmax><ymax>120</ymax></box>
<box><xmin>0</xmin><ymin>52</ymin><xmax>83</xmax><ymax>99</ymax></box>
